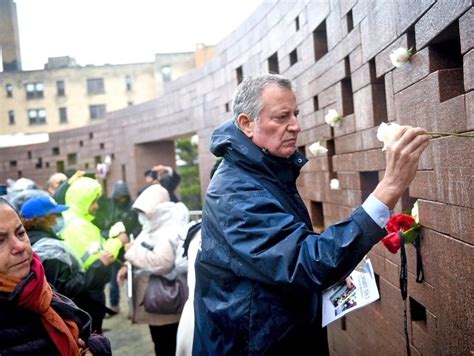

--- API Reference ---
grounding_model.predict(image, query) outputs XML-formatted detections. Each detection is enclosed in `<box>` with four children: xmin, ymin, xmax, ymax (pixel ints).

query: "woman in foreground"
<box><xmin>0</xmin><ymin>197</ymin><xmax>111</xmax><ymax>355</ymax></box>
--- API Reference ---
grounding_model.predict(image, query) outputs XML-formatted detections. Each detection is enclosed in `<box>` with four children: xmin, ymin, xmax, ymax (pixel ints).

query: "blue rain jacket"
<box><xmin>193</xmin><ymin>120</ymin><xmax>385</xmax><ymax>355</ymax></box>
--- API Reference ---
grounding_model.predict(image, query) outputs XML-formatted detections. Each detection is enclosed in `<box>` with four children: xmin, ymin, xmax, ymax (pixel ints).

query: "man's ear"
<box><xmin>236</xmin><ymin>114</ymin><xmax>255</xmax><ymax>138</ymax></box>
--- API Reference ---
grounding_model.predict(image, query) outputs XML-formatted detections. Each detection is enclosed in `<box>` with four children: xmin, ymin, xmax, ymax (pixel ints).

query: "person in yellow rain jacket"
<box><xmin>61</xmin><ymin>176</ymin><xmax>128</xmax><ymax>334</ymax></box>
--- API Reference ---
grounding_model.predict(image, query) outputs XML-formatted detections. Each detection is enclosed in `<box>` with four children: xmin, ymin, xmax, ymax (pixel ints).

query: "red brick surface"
<box><xmin>1</xmin><ymin>1</ymin><xmax>472</xmax><ymax>354</ymax></box>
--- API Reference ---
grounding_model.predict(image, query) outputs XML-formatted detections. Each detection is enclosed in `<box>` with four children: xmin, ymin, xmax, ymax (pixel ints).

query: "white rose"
<box><xmin>191</xmin><ymin>134</ymin><xmax>199</xmax><ymax>146</ymax></box>
<box><xmin>411</xmin><ymin>200</ymin><xmax>419</xmax><ymax>224</ymax></box>
<box><xmin>376</xmin><ymin>122</ymin><xmax>400</xmax><ymax>151</ymax></box>
<box><xmin>308</xmin><ymin>141</ymin><xmax>328</xmax><ymax>156</ymax></box>
<box><xmin>325</xmin><ymin>109</ymin><xmax>342</xmax><ymax>127</ymax></box>
<box><xmin>390</xmin><ymin>47</ymin><xmax>411</xmax><ymax>68</ymax></box>
<box><xmin>330</xmin><ymin>178</ymin><xmax>340</xmax><ymax>190</ymax></box>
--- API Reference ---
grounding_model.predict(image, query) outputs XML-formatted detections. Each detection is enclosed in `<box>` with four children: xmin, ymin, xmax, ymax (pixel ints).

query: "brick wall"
<box><xmin>1</xmin><ymin>1</ymin><xmax>472</xmax><ymax>354</ymax></box>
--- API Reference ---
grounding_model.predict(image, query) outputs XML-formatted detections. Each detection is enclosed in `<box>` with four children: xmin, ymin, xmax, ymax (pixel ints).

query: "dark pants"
<box><xmin>149</xmin><ymin>323</ymin><xmax>179</xmax><ymax>356</ymax></box>
<box><xmin>109</xmin><ymin>261</ymin><xmax>121</xmax><ymax>307</ymax></box>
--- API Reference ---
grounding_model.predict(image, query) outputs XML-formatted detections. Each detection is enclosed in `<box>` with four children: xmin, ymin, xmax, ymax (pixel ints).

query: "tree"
<box><xmin>176</xmin><ymin>137</ymin><xmax>202</xmax><ymax>210</ymax></box>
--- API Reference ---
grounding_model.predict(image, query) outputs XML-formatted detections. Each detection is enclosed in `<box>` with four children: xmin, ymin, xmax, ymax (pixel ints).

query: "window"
<box><xmin>87</xmin><ymin>78</ymin><xmax>105</xmax><ymax>94</ymax></box>
<box><xmin>6</xmin><ymin>84</ymin><xmax>13</xmax><ymax>98</ymax></box>
<box><xmin>268</xmin><ymin>52</ymin><xmax>279</xmax><ymax>74</ymax></box>
<box><xmin>126</xmin><ymin>75</ymin><xmax>132</xmax><ymax>91</ymax></box>
<box><xmin>25</xmin><ymin>82</ymin><xmax>44</xmax><ymax>99</ymax></box>
<box><xmin>295</xmin><ymin>16</ymin><xmax>300</xmax><ymax>31</ymax></box>
<box><xmin>28</xmin><ymin>109</ymin><xmax>47</xmax><ymax>125</ymax></box>
<box><xmin>346</xmin><ymin>10</ymin><xmax>354</xmax><ymax>32</ymax></box>
<box><xmin>313</xmin><ymin>95</ymin><xmax>319</xmax><ymax>111</ymax></box>
<box><xmin>290</xmin><ymin>49</ymin><xmax>298</xmax><ymax>66</ymax></box>
<box><xmin>161</xmin><ymin>66</ymin><xmax>172</xmax><ymax>82</ymax></box>
<box><xmin>56</xmin><ymin>80</ymin><xmax>65</xmax><ymax>96</ymax></box>
<box><xmin>236</xmin><ymin>66</ymin><xmax>243</xmax><ymax>84</ymax></box>
<box><xmin>89</xmin><ymin>104</ymin><xmax>106</xmax><ymax>119</ymax></box>
<box><xmin>313</xmin><ymin>20</ymin><xmax>328</xmax><ymax>61</ymax></box>
<box><xmin>67</xmin><ymin>153</ymin><xmax>77</xmax><ymax>165</ymax></box>
<box><xmin>8</xmin><ymin>111</ymin><xmax>15</xmax><ymax>125</ymax></box>
<box><xmin>59</xmin><ymin>107</ymin><xmax>68</xmax><ymax>123</ymax></box>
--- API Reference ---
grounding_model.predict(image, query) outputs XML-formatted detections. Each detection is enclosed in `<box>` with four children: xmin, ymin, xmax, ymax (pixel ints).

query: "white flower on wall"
<box><xmin>389</xmin><ymin>47</ymin><xmax>414</xmax><ymax>68</ymax></box>
<box><xmin>330</xmin><ymin>178</ymin><xmax>340</xmax><ymax>190</ymax></box>
<box><xmin>324</xmin><ymin>109</ymin><xmax>343</xmax><ymax>127</ymax></box>
<box><xmin>308</xmin><ymin>141</ymin><xmax>328</xmax><ymax>156</ymax></box>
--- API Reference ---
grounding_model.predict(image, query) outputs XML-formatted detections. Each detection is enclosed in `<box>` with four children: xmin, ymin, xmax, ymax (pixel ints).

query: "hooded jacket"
<box><xmin>61</xmin><ymin>177</ymin><xmax>123</xmax><ymax>271</ymax></box>
<box><xmin>193</xmin><ymin>120</ymin><xmax>386</xmax><ymax>355</ymax></box>
<box><xmin>124</xmin><ymin>184</ymin><xmax>190</xmax><ymax>326</ymax></box>
<box><xmin>93</xmin><ymin>180</ymin><xmax>141</xmax><ymax>238</ymax></box>
<box><xmin>28</xmin><ymin>229</ymin><xmax>85</xmax><ymax>298</ymax></box>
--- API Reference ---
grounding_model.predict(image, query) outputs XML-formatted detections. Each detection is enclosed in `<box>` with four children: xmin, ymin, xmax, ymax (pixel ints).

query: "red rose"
<box><xmin>386</xmin><ymin>214</ymin><xmax>415</xmax><ymax>233</ymax></box>
<box><xmin>381</xmin><ymin>232</ymin><xmax>402</xmax><ymax>254</ymax></box>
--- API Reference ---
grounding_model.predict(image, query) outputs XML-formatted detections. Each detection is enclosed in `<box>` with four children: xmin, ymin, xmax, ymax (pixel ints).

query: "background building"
<box><xmin>0</xmin><ymin>0</ymin><xmax>22</xmax><ymax>71</ymax></box>
<box><xmin>0</xmin><ymin>0</ymin><xmax>472</xmax><ymax>355</ymax></box>
<box><xmin>0</xmin><ymin>0</ymin><xmax>215</xmax><ymax>136</ymax></box>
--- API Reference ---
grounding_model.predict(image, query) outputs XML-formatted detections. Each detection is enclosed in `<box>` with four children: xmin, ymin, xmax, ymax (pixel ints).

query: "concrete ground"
<box><xmin>103</xmin><ymin>284</ymin><xmax>155</xmax><ymax>355</ymax></box>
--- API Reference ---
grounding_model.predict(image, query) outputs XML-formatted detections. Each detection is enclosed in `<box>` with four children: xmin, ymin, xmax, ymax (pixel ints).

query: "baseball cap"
<box><xmin>21</xmin><ymin>196</ymin><xmax>69</xmax><ymax>219</ymax></box>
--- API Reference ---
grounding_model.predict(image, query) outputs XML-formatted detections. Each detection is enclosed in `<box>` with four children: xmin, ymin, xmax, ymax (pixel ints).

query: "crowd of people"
<box><xmin>0</xmin><ymin>73</ymin><xmax>430</xmax><ymax>355</ymax></box>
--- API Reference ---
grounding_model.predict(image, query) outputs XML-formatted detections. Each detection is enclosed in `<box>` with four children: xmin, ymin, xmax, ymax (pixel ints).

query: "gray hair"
<box><xmin>232</xmin><ymin>73</ymin><xmax>294</xmax><ymax>123</ymax></box>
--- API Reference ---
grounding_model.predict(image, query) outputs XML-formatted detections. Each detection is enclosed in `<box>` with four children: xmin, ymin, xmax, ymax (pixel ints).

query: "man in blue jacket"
<box><xmin>193</xmin><ymin>73</ymin><xmax>430</xmax><ymax>355</ymax></box>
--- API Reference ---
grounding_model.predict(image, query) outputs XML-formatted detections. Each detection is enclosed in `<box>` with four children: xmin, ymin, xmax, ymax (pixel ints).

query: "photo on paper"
<box><xmin>335</xmin><ymin>297</ymin><xmax>357</xmax><ymax>316</ymax></box>
<box><xmin>329</xmin><ymin>277</ymin><xmax>357</xmax><ymax>308</ymax></box>
<box><xmin>322</xmin><ymin>257</ymin><xmax>380</xmax><ymax>327</ymax></box>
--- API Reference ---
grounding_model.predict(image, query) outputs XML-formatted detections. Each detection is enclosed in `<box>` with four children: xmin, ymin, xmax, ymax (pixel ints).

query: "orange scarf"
<box><xmin>0</xmin><ymin>253</ymin><xmax>81</xmax><ymax>356</ymax></box>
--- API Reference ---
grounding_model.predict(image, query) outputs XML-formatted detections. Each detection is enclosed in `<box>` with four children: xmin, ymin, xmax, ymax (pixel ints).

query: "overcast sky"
<box><xmin>14</xmin><ymin>0</ymin><xmax>263</xmax><ymax>70</ymax></box>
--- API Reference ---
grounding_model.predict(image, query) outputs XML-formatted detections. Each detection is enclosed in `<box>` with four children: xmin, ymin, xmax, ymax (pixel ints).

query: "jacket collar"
<box><xmin>210</xmin><ymin>120</ymin><xmax>307</xmax><ymax>188</ymax></box>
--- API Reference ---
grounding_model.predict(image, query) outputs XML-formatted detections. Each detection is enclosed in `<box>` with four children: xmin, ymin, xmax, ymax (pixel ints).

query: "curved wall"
<box><xmin>1</xmin><ymin>1</ymin><xmax>472</xmax><ymax>354</ymax></box>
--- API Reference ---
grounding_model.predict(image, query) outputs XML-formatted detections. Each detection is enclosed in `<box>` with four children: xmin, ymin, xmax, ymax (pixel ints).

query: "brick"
<box><xmin>351</xmin><ymin>0</ymin><xmax>376</xmax><ymax>28</ymax></box>
<box><xmin>467</xmin><ymin>90</ymin><xmax>474</xmax><ymax>130</ymax></box>
<box><xmin>298</xmin><ymin>124</ymin><xmax>331</xmax><ymax>146</ymax></box>
<box><xmin>345</xmin><ymin>310</ymin><xmax>401</xmax><ymax>356</ymax></box>
<box><xmin>328</xmin><ymin>326</ymin><xmax>364</xmax><ymax>356</ymax></box>
<box><xmin>384</xmin><ymin>71</ymin><xmax>396</xmax><ymax>122</ymax></box>
<box><xmin>437</xmin><ymin>94</ymin><xmax>467</xmax><ymax>133</ymax></box>
<box><xmin>415</xmin><ymin>0</ymin><xmax>471</xmax><ymax>49</ymax></box>
<box><xmin>394</xmin><ymin>70</ymin><xmax>464</xmax><ymax>131</ymax></box>
<box><xmin>338</xmin><ymin>0</ymin><xmax>357</xmax><ymax>17</ymax></box>
<box><xmin>318</xmin><ymin>84</ymin><xmax>338</xmax><ymax>108</ymax></box>
<box><xmin>375</xmin><ymin>33</ymin><xmax>413</xmax><ymax>78</ymax></box>
<box><xmin>299</xmin><ymin>110</ymin><xmax>326</xmax><ymax>131</ymax></box>
<box><xmin>353</xmin><ymin>85</ymin><xmax>381</xmax><ymax>130</ymax></box>
<box><xmin>432</xmin><ymin>137</ymin><xmax>474</xmax><ymax>208</ymax></box>
<box><xmin>335</xmin><ymin>126</ymin><xmax>382</xmax><ymax>154</ymax></box>
<box><xmin>406</xmin><ymin>266</ymin><xmax>438</xmax><ymax>315</ymax></box>
<box><xmin>309</xmin><ymin>59</ymin><xmax>347</xmax><ymax>93</ymax></box>
<box><xmin>395</xmin><ymin>0</ymin><xmax>435</xmax><ymax>36</ymax></box>
<box><xmin>427</xmin><ymin>229</ymin><xmax>473</xmax><ymax>355</ymax></box>
<box><xmin>349</xmin><ymin>46</ymin><xmax>363</xmax><ymax>71</ymax></box>
<box><xmin>460</xmin><ymin>7</ymin><xmax>474</xmax><ymax>54</ymax></box>
<box><xmin>351</xmin><ymin>62</ymin><xmax>373</xmax><ymax>92</ymax></box>
<box><xmin>323</xmin><ymin>202</ymin><xmax>354</xmax><ymax>221</ymax></box>
<box><xmin>333</xmin><ymin>113</ymin><xmax>356</xmax><ymax>137</ymax></box>
<box><xmin>337</xmin><ymin>171</ymin><xmax>361</xmax><ymax>190</ymax></box>
<box><xmin>418</xmin><ymin>199</ymin><xmax>473</xmax><ymax>244</ymax></box>
<box><xmin>326</xmin><ymin>188</ymin><xmax>364</xmax><ymax>207</ymax></box>
<box><xmin>333</xmin><ymin>149</ymin><xmax>385</xmax><ymax>172</ymax></box>
<box><xmin>411</xmin><ymin>319</ymin><xmax>439</xmax><ymax>356</ymax></box>
<box><xmin>360</xmin><ymin>1</ymin><xmax>397</xmax><ymax>62</ymax></box>
<box><xmin>392</xmin><ymin>46</ymin><xmax>431</xmax><ymax>94</ymax></box>
<box><xmin>409</xmin><ymin>170</ymin><xmax>437</xmax><ymax>200</ymax></box>
<box><xmin>464</xmin><ymin>49</ymin><xmax>474</xmax><ymax>91</ymax></box>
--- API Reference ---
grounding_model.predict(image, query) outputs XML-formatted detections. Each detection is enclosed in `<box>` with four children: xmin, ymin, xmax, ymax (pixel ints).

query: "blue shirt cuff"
<box><xmin>361</xmin><ymin>194</ymin><xmax>393</xmax><ymax>229</ymax></box>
